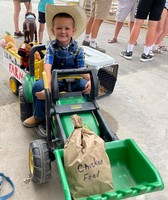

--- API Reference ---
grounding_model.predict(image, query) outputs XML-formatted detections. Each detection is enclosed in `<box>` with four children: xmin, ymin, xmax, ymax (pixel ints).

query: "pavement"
<box><xmin>0</xmin><ymin>0</ymin><xmax>168</xmax><ymax>200</ymax></box>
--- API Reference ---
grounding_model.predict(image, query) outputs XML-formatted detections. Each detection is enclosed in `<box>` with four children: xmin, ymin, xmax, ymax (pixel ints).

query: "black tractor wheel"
<box><xmin>9</xmin><ymin>76</ymin><xmax>20</xmax><ymax>95</ymax></box>
<box><xmin>29</xmin><ymin>139</ymin><xmax>51</xmax><ymax>184</ymax></box>
<box><xmin>19</xmin><ymin>86</ymin><xmax>32</xmax><ymax>121</ymax></box>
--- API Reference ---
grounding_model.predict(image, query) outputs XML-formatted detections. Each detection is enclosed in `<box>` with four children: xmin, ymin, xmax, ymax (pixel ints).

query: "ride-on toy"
<box><xmin>2</xmin><ymin>45</ymin><xmax>44</xmax><ymax>95</ymax></box>
<box><xmin>2</xmin><ymin>42</ymin><xmax>118</xmax><ymax>98</ymax></box>
<box><xmin>19</xmin><ymin>45</ymin><xmax>164</xmax><ymax>200</ymax></box>
<box><xmin>19</xmin><ymin>44</ymin><xmax>118</xmax><ymax>135</ymax></box>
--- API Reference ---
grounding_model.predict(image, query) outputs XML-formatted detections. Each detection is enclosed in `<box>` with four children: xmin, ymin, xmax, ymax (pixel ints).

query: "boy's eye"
<box><xmin>56</xmin><ymin>27</ymin><xmax>70</xmax><ymax>30</ymax></box>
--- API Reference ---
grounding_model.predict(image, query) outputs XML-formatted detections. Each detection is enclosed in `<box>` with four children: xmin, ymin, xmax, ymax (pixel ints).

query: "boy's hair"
<box><xmin>52</xmin><ymin>12</ymin><xmax>75</xmax><ymax>28</ymax></box>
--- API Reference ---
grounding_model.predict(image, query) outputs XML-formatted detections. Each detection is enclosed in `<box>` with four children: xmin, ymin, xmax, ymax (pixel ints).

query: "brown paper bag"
<box><xmin>64</xmin><ymin>114</ymin><xmax>114</xmax><ymax>199</ymax></box>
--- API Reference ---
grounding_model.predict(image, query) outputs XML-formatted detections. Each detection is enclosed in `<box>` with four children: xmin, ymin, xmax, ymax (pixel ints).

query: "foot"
<box><xmin>90</xmin><ymin>44</ymin><xmax>106</xmax><ymax>53</ymax></box>
<box><xmin>120</xmin><ymin>50</ymin><xmax>133</xmax><ymax>60</ymax></box>
<box><xmin>108</xmin><ymin>38</ymin><xmax>117</xmax><ymax>43</ymax></box>
<box><xmin>82</xmin><ymin>40</ymin><xmax>90</xmax><ymax>46</ymax></box>
<box><xmin>23</xmin><ymin>116</ymin><xmax>43</xmax><ymax>128</ymax></box>
<box><xmin>140</xmin><ymin>53</ymin><xmax>153</xmax><ymax>62</ymax></box>
<box><xmin>158</xmin><ymin>46</ymin><xmax>167</xmax><ymax>51</ymax></box>
<box><xmin>14</xmin><ymin>31</ymin><xmax>24</xmax><ymax>38</ymax></box>
<box><xmin>149</xmin><ymin>50</ymin><xmax>154</xmax><ymax>56</ymax></box>
<box><xmin>152</xmin><ymin>48</ymin><xmax>162</xmax><ymax>54</ymax></box>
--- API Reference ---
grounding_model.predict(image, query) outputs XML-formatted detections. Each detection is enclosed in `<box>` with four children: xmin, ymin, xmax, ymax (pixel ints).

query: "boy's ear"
<box><xmin>51</xmin><ymin>28</ymin><xmax>54</xmax><ymax>34</ymax></box>
<box><xmin>73</xmin><ymin>28</ymin><xmax>76</xmax><ymax>35</ymax></box>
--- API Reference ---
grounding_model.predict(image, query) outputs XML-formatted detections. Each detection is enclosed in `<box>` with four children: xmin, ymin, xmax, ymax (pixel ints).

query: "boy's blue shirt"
<box><xmin>44</xmin><ymin>39</ymin><xmax>86</xmax><ymax>70</ymax></box>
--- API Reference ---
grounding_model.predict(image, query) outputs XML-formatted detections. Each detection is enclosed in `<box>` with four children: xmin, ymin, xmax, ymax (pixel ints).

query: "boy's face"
<box><xmin>52</xmin><ymin>17</ymin><xmax>76</xmax><ymax>46</ymax></box>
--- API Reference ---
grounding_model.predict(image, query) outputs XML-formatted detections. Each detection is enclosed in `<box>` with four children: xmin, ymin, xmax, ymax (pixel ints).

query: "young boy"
<box><xmin>38</xmin><ymin>0</ymin><xmax>54</xmax><ymax>44</ymax></box>
<box><xmin>23</xmin><ymin>4</ymin><xmax>90</xmax><ymax>128</ymax></box>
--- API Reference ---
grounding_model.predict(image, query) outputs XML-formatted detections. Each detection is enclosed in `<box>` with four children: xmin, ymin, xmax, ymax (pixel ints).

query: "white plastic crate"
<box><xmin>82</xmin><ymin>46</ymin><xmax>118</xmax><ymax>98</ymax></box>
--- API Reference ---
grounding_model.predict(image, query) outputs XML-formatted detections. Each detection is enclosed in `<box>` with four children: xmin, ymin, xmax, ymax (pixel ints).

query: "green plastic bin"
<box><xmin>54</xmin><ymin>139</ymin><xmax>164</xmax><ymax>200</ymax></box>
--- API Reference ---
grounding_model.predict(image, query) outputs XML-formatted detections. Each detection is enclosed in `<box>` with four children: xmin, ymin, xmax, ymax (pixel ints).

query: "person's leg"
<box><xmin>129</xmin><ymin>18</ymin><xmax>144</xmax><ymax>45</ymax></box>
<box><xmin>85</xmin><ymin>16</ymin><xmax>95</xmax><ymax>35</ymax></box>
<box><xmin>156</xmin><ymin>15</ymin><xmax>168</xmax><ymax>51</ymax></box>
<box><xmin>145</xmin><ymin>20</ymin><xmax>160</xmax><ymax>47</ymax></box>
<box><xmin>72</xmin><ymin>79</ymin><xmax>90</xmax><ymax>101</ymax></box>
<box><xmin>38</xmin><ymin>23</ymin><xmax>45</xmax><ymax>44</ymax></box>
<box><xmin>113</xmin><ymin>21</ymin><xmax>124</xmax><ymax>39</ymax></box>
<box><xmin>72</xmin><ymin>78</ymin><xmax>87</xmax><ymax>91</ymax></box>
<box><xmin>158</xmin><ymin>24</ymin><xmax>168</xmax><ymax>50</ymax></box>
<box><xmin>108</xmin><ymin>21</ymin><xmax>124</xmax><ymax>43</ymax></box>
<box><xmin>32</xmin><ymin>79</ymin><xmax>45</xmax><ymax>120</ymax></box>
<box><xmin>82</xmin><ymin>0</ymin><xmax>95</xmax><ymax>46</ymax></box>
<box><xmin>82</xmin><ymin>16</ymin><xmax>95</xmax><ymax>45</ymax></box>
<box><xmin>23</xmin><ymin>79</ymin><xmax>45</xmax><ymax>127</ymax></box>
<box><xmin>120</xmin><ymin>18</ymin><xmax>144</xmax><ymax>60</ymax></box>
<box><xmin>108</xmin><ymin>0</ymin><xmax>135</xmax><ymax>43</ymax></box>
<box><xmin>129</xmin><ymin>21</ymin><xmax>134</xmax><ymax>33</ymax></box>
<box><xmin>139</xmin><ymin>19</ymin><xmax>159</xmax><ymax>61</ymax></box>
<box><xmin>154</xmin><ymin>9</ymin><xmax>168</xmax><ymax>46</ymax></box>
<box><xmin>120</xmin><ymin>0</ymin><xmax>149</xmax><ymax>59</ymax></box>
<box><xmin>13</xmin><ymin>0</ymin><xmax>21</xmax><ymax>34</ymax></box>
<box><xmin>89</xmin><ymin>18</ymin><xmax>105</xmax><ymax>52</ymax></box>
<box><xmin>24</xmin><ymin>1</ymin><xmax>32</xmax><ymax>12</ymax></box>
<box><xmin>141</xmin><ymin>0</ymin><xmax>166</xmax><ymax>60</ymax></box>
<box><xmin>90</xmin><ymin>0</ymin><xmax>112</xmax><ymax>51</ymax></box>
<box><xmin>90</xmin><ymin>18</ymin><xmax>103</xmax><ymax>39</ymax></box>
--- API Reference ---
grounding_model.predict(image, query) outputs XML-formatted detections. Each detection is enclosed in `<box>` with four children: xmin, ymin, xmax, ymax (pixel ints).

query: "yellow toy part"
<box><xmin>3</xmin><ymin>31</ymin><xmax>16</xmax><ymax>45</ymax></box>
<box><xmin>0</xmin><ymin>31</ymin><xmax>17</xmax><ymax>53</ymax></box>
<box><xmin>34</xmin><ymin>51</ymin><xmax>41</xmax><ymax>61</ymax></box>
<box><xmin>5</xmin><ymin>41</ymin><xmax>17</xmax><ymax>53</ymax></box>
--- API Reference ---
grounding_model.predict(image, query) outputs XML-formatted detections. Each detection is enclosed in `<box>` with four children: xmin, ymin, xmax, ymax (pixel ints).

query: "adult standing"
<box><xmin>108</xmin><ymin>0</ymin><xmax>138</xmax><ymax>44</ymax></box>
<box><xmin>120</xmin><ymin>0</ymin><xmax>166</xmax><ymax>62</ymax></box>
<box><xmin>13</xmin><ymin>0</ymin><xmax>32</xmax><ymax>37</ymax></box>
<box><xmin>82</xmin><ymin>0</ymin><xmax>112</xmax><ymax>52</ymax></box>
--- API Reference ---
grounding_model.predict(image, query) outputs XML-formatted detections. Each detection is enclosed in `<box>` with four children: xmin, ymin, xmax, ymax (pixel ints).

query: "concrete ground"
<box><xmin>0</xmin><ymin>0</ymin><xmax>168</xmax><ymax>200</ymax></box>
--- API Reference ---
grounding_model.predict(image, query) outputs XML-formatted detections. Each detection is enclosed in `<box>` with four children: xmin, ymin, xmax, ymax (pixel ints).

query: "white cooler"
<box><xmin>82</xmin><ymin>46</ymin><xmax>119</xmax><ymax>98</ymax></box>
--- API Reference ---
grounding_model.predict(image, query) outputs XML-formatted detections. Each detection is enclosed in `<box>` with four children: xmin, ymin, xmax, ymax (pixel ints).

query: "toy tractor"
<box><xmin>19</xmin><ymin>45</ymin><xmax>164</xmax><ymax>200</ymax></box>
<box><xmin>19</xmin><ymin>44</ymin><xmax>119</xmax><ymax>135</ymax></box>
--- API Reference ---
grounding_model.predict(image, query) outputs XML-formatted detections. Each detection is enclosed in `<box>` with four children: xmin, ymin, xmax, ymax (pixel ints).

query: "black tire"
<box><xmin>9</xmin><ymin>76</ymin><xmax>20</xmax><ymax>95</ymax></box>
<box><xmin>29</xmin><ymin>139</ymin><xmax>51</xmax><ymax>184</ymax></box>
<box><xmin>19</xmin><ymin>86</ymin><xmax>32</xmax><ymax>121</ymax></box>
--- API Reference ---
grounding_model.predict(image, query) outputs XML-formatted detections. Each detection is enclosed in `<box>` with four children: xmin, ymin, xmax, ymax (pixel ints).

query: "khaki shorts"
<box><xmin>90</xmin><ymin>0</ymin><xmax>112</xmax><ymax>20</ymax></box>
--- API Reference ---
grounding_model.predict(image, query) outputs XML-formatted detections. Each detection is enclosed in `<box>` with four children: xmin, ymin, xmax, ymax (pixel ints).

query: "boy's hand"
<box><xmin>83</xmin><ymin>80</ymin><xmax>91</xmax><ymax>94</ymax></box>
<box><xmin>35</xmin><ymin>90</ymin><xmax>45</xmax><ymax>100</ymax></box>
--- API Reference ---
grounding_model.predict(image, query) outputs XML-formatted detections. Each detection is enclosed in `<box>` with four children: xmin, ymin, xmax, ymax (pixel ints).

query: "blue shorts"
<box><xmin>135</xmin><ymin>0</ymin><xmax>166</xmax><ymax>21</ymax></box>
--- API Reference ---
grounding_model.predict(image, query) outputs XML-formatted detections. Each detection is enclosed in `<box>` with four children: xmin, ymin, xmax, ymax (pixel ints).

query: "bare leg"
<box><xmin>85</xmin><ymin>16</ymin><xmax>94</xmax><ymax>35</ymax></box>
<box><xmin>13</xmin><ymin>0</ymin><xmax>21</xmax><ymax>33</ymax></box>
<box><xmin>38</xmin><ymin>23</ymin><xmax>45</xmax><ymax>44</ymax></box>
<box><xmin>91</xmin><ymin>18</ymin><xmax>103</xmax><ymax>38</ymax></box>
<box><xmin>113</xmin><ymin>21</ymin><xmax>124</xmax><ymax>39</ymax></box>
<box><xmin>129</xmin><ymin>18</ymin><xmax>144</xmax><ymax>44</ymax></box>
<box><xmin>24</xmin><ymin>1</ymin><xmax>32</xmax><ymax>12</ymax></box>
<box><xmin>154</xmin><ymin>9</ymin><xmax>168</xmax><ymax>45</ymax></box>
<box><xmin>129</xmin><ymin>21</ymin><xmax>134</xmax><ymax>33</ymax></box>
<box><xmin>145</xmin><ymin>20</ymin><xmax>159</xmax><ymax>46</ymax></box>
